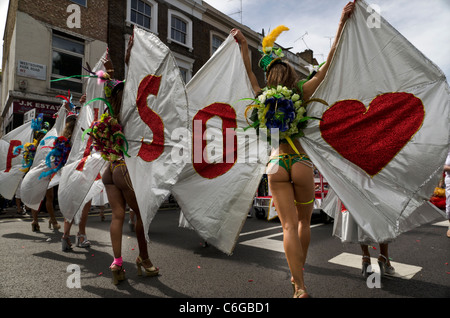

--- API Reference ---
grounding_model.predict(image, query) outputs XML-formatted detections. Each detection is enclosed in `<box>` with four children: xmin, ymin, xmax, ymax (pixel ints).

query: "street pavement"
<box><xmin>0</xmin><ymin>203</ymin><xmax>449</xmax><ymax>307</ymax></box>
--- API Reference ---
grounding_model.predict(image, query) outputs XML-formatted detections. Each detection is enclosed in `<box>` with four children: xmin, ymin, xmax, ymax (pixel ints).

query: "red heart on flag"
<box><xmin>319</xmin><ymin>92</ymin><xmax>424</xmax><ymax>176</ymax></box>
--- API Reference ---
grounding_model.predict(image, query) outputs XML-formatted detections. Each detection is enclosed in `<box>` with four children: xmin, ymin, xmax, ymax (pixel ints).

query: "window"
<box><xmin>179</xmin><ymin>67</ymin><xmax>188</xmax><ymax>84</ymax></box>
<box><xmin>211</xmin><ymin>34</ymin><xmax>224</xmax><ymax>55</ymax></box>
<box><xmin>70</xmin><ymin>0</ymin><xmax>86</xmax><ymax>6</ymax></box>
<box><xmin>127</xmin><ymin>0</ymin><xmax>158</xmax><ymax>33</ymax></box>
<box><xmin>168</xmin><ymin>10</ymin><xmax>193</xmax><ymax>51</ymax></box>
<box><xmin>50</xmin><ymin>32</ymin><xmax>84</xmax><ymax>93</ymax></box>
<box><xmin>171</xmin><ymin>16</ymin><xmax>187</xmax><ymax>44</ymax></box>
<box><xmin>172</xmin><ymin>52</ymin><xmax>195</xmax><ymax>84</ymax></box>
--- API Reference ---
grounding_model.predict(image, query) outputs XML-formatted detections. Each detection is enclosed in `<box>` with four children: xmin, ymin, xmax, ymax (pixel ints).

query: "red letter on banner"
<box><xmin>136</xmin><ymin>75</ymin><xmax>164</xmax><ymax>162</ymax></box>
<box><xmin>193</xmin><ymin>103</ymin><xmax>237</xmax><ymax>179</ymax></box>
<box><xmin>76</xmin><ymin>108</ymin><xmax>100</xmax><ymax>171</ymax></box>
<box><xmin>5</xmin><ymin>140</ymin><xmax>22</xmax><ymax>172</ymax></box>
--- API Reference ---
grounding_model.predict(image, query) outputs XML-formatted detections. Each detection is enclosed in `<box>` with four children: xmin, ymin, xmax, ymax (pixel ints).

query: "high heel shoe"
<box><xmin>361</xmin><ymin>255</ymin><xmax>372</xmax><ymax>278</ymax></box>
<box><xmin>293</xmin><ymin>287</ymin><xmax>309</xmax><ymax>298</ymax></box>
<box><xmin>136</xmin><ymin>256</ymin><xmax>159</xmax><ymax>277</ymax></box>
<box><xmin>49</xmin><ymin>219</ymin><xmax>61</xmax><ymax>230</ymax></box>
<box><xmin>76</xmin><ymin>233</ymin><xmax>91</xmax><ymax>248</ymax></box>
<box><xmin>61</xmin><ymin>235</ymin><xmax>72</xmax><ymax>251</ymax></box>
<box><xmin>378</xmin><ymin>254</ymin><xmax>395</xmax><ymax>277</ymax></box>
<box><xmin>110</xmin><ymin>264</ymin><xmax>126</xmax><ymax>285</ymax></box>
<box><xmin>31</xmin><ymin>222</ymin><xmax>40</xmax><ymax>232</ymax></box>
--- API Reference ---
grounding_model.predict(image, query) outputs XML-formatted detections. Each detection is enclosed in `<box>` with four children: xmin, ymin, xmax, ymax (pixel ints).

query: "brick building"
<box><xmin>106</xmin><ymin>0</ymin><xmax>314</xmax><ymax>89</ymax></box>
<box><xmin>1</xmin><ymin>0</ymin><xmax>317</xmax><ymax>136</ymax></box>
<box><xmin>1</xmin><ymin>0</ymin><xmax>108</xmax><ymax>135</ymax></box>
<box><xmin>105</xmin><ymin>0</ymin><xmax>267</xmax><ymax>86</ymax></box>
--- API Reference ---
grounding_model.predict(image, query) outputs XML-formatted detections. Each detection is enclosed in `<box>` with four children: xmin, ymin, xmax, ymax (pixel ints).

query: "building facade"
<box><xmin>1</xmin><ymin>0</ymin><xmax>108</xmax><ymax>135</ymax></box>
<box><xmin>1</xmin><ymin>0</ymin><xmax>317</xmax><ymax>136</ymax></box>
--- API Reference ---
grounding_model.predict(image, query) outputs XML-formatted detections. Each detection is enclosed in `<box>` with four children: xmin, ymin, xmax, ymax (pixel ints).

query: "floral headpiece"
<box><xmin>259</xmin><ymin>25</ymin><xmax>289</xmax><ymax>72</ymax></box>
<box><xmin>242</xmin><ymin>84</ymin><xmax>327</xmax><ymax>154</ymax></box>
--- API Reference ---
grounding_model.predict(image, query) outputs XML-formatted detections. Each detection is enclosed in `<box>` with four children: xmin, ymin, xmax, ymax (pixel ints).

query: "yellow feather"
<box><xmin>262</xmin><ymin>25</ymin><xmax>289</xmax><ymax>53</ymax></box>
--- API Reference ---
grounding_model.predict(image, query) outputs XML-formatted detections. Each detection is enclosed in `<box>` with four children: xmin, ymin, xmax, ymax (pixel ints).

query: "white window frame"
<box><xmin>167</xmin><ymin>9</ymin><xmax>193</xmax><ymax>52</ymax></box>
<box><xmin>172</xmin><ymin>52</ymin><xmax>195</xmax><ymax>84</ymax></box>
<box><xmin>50</xmin><ymin>32</ymin><xmax>85</xmax><ymax>94</ymax></box>
<box><xmin>210</xmin><ymin>31</ymin><xmax>225</xmax><ymax>56</ymax></box>
<box><xmin>126</xmin><ymin>0</ymin><xmax>158</xmax><ymax>34</ymax></box>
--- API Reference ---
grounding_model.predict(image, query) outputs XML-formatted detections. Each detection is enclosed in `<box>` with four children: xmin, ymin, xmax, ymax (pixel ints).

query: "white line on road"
<box><xmin>239</xmin><ymin>224</ymin><xmax>324</xmax><ymax>253</ymax></box>
<box><xmin>328</xmin><ymin>252</ymin><xmax>422</xmax><ymax>280</ymax></box>
<box><xmin>433</xmin><ymin>220</ymin><xmax>449</xmax><ymax>227</ymax></box>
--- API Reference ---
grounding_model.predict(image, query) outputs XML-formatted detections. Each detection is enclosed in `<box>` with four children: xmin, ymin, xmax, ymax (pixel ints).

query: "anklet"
<box><xmin>111</xmin><ymin>257</ymin><xmax>123</xmax><ymax>267</ymax></box>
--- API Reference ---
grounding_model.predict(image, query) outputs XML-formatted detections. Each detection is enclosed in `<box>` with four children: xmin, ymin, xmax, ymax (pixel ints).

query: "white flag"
<box><xmin>20</xmin><ymin>106</ymin><xmax>68</xmax><ymax>210</ymax></box>
<box><xmin>172</xmin><ymin>35</ymin><xmax>268</xmax><ymax>254</ymax></box>
<box><xmin>58</xmin><ymin>53</ymin><xmax>108</xmax><ymax>223</ymax></box>
<box><xmin>122</xmin><ymin>27</ymin><xmax>189</xmax><ymax>238</ymax></box>
<box><xmin>301</xmin><ymin>0</ymin><xmax>449</xmax><ymax>242</ymax></box>
<box><xmin>0</xmin><ymin>122</ymin><xmax>33</xmax><ymax>199</ymax></box>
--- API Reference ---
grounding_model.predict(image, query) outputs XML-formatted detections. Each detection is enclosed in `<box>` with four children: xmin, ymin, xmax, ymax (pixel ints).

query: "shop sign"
<box><xmin>17</xmin><ymin>60</ymin><xmax>47</xmax><ymax>81</ymax></box>
<box><xmin>13</xmin><ymin>99</ymin><xmax>61</xmax><ymax>117</ymax></box>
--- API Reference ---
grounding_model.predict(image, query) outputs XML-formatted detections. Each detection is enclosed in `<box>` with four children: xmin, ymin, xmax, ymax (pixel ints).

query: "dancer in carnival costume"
<box><xmin>13</xmin><ymin>114</ymin><xmax>51</xmax><ymax>231</ymax></box>
<box><xmin>85</xmin><ymin>36</ymin><xmax>158</xmax><ymax>285</ymax></box>
<box><xmin>59</xmin><ymin>93</ymin><xmax>94</xmax><ymax>251</ymax></box>
<box><xmin>37</xmin><ymin>96</ymin><xmax>78</xmax><ymax>232</ymax></box>
<box><xmin>232</xmin><ymin>1</ymin><xmax>355</xmax><ymax>298</ymax></box>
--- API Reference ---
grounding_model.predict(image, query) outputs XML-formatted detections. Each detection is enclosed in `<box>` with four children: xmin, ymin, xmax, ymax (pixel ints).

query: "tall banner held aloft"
<box><xmin>0</xmin><ymin>123</ymin><xmax>33</xmax><ymax>199</ymax></box>
<box><xmin>172</xmin><ymin>35</ymin><xmax>268</xmax><ymax>255</ymax></box>
<box><xmin>122</xmin><ymin>27</ymin><xmax>189</xmax><ymax>240</ymax></box>
<box><xmin>301</xmin><ymin>0</ymin><xmax>449</xmax><ymax>242</ymax></box>
<box><xmin>58</xmin><ymin>53</ymin><xmax>108</xmax><ymax>223</ymax></box>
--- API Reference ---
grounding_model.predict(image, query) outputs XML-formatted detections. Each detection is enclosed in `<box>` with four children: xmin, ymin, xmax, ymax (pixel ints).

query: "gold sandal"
<box><xmin>49</xmin><ymin>219</ymin><xmax>61</xmax><ymax>230</ymax></box>
<box><xmin>293</xmin><ymin>288</ymin><xmax>309</xmax><ymax>298</ymax></box>
<box><xmin>136</xmin><ymin>256</ymin><xmax>159</xmax><ymax>277</ymax></box>
<box><xmin>110</xmin><ymin>264</ymin><xmax>126</xmax><ymax>285</ymax></box>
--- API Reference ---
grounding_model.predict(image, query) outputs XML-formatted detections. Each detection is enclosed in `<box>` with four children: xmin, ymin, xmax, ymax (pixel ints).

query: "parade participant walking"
<box><xmin>61</xmin><ymin>93</ymin><xmax>94</xmax><ymax>251</ymax></box>
<box><xmin>90</xmin><ymin>36</ymin><xmax>158</xmax><ymax>285</ymax></box>
<box><xmin>232</xmin><ymin>1</ymin><xmax>355</xmax><ymax>298</ymax></box>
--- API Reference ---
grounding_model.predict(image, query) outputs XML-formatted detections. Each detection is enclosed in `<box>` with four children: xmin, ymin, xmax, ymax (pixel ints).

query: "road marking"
<box><xmin>240</xmin><ymin>232</ymin><xmax>285</xmax><ymax>253</ymax></box>
<box><xmin>239</xmin><ymin>225</ymin><xmax>282</xmax><ymax>237</ymax></box>
<box><xmin>433</xmin><ymin>220</ymin><xmax>449</xmax><ymax>227</ymax></box>
<box><xmin>328</xmin><ymin>252</ymin><xmax>422</xmax><ymax>280</ymax></box>
<box><xmin>239</xmin><ymin>224</ymin><xmax>324</xmax><ymax>253</ymax></box>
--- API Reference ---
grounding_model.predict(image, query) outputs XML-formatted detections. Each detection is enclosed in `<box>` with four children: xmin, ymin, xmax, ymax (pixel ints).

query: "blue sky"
<box><xmin>1</xmin><ymin>0</ymin><xmax>449</xmax><ymax>80</ymax></box>
<box><xmin>205</xmin><ymin>0</ymin><xmax>450</xmax><ymax>80</ymax></box>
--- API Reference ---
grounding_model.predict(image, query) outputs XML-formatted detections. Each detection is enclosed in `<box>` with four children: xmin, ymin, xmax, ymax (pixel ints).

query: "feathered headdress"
<box><xmin>259</xmin><ymin>25</ymin><xmax>289</xmax><ymax>72</ymax></box>
<box><xmin>14</xmin><ymin>142</ymin><xmax>38</xmax><ymax>173</ymax></box>
<box><xmin>56</xmin><ymin>90</ymin><xmax>78</xmax><ymax>118</ymax></box>
<box><xmin>31</xmin><ymin>113</ymin><xmax>49</xmax><ymax>135</ymax></box>
<box><xmin>38</xmin><ymin>136</ymin><xmax>72</xmax><ymax>179</ymax></box>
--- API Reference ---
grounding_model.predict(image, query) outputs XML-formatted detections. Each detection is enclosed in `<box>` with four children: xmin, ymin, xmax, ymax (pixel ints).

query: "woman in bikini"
<box><xmin>232</xmin><ymin>1</ymin><xmax>355</xmax><ymax>298</ymax></box>
<box><xmin>100</xmin><ymin>37</ymin><xmax>158</xmax><ymax>285</ymax></box>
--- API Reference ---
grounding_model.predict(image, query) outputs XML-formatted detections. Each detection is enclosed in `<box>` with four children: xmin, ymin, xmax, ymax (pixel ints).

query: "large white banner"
<box><xmin>302</xmin><ymin>0</ymin><xmax>449</xmax><ymax>242</ymax></box>
<box><xmin>123</xmin><ymin>29</ymin><xmax>267</xmax><ymax>254</ymax></box>
<box><xmin>122</xmin><ymin>28</ymin><xmax>189</xmax><ymax>240</ymax></box>
<box><xmin>0</xmin><ymin>122</ymin><xmax>33</xmax><ymax>199</ymax></box>
<box><xmin>58</xmin><ymin>53</ymin><xmax>108</xmax><ymax>223</ymax></box>
<box><xmin>20</xmin><ymin>106</ymin><xmax>68</xmax><ymax>210</ymax></box>
<box><xmin>172</xmin><ymin>35</ymin><xmax>268</xmax><ymax>254</ymax></box>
